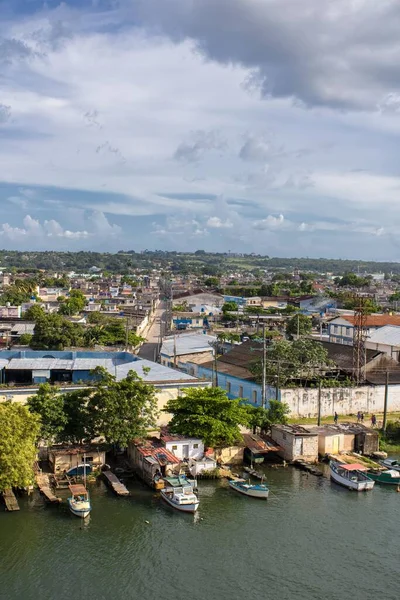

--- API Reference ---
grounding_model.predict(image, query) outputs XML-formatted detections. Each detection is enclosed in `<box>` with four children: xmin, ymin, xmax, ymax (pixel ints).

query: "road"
<box><xmin>138</xmin><ymin>301</ymin><xmax>167</xmax><ymax>361</ymax></box>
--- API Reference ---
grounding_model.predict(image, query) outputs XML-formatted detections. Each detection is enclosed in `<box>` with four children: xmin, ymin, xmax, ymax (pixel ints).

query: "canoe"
<box><xmin>366</xmin><ymin>469</ymin><xmax>400</xmax><ymax>485</ymax></box>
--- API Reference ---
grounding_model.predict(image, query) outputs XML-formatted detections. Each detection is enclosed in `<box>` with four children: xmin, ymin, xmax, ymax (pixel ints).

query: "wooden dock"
<box><xmin>35</xmin><ymin>473</ymin><xmax>62</xmax><ymax>503</ymax></box>
<box><xmin>102</xmin><ymin>471</ymin><xmax>129</xmax><ymax>496</ymax></box>
<box><xmin>2</xmin><ymin>489</ymin><xmax>20</xmax><ymax>511</ymax></box>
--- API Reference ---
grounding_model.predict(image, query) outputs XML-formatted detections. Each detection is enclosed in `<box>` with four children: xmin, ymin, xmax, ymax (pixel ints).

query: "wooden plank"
<box><xmin>102</xmin><ymin>471</ymin><xmax>129</xmax><ymax>496</ymax></box>
<box><xmin>35</xmin><ymin>473</ymin><xmax>62</xmax><ymax>503</ymax></box>
<box><xmin>2</xmin><ymin>489</ymin><xmax>20</xmax><ymax>511</ymax></box>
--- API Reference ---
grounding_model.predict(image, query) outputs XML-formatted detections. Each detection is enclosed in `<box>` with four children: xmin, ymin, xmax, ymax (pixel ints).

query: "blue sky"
<box><xmin>1</xmin><ymin>1</ymin><xmax>400</xmax><ymax>258</ymax></box>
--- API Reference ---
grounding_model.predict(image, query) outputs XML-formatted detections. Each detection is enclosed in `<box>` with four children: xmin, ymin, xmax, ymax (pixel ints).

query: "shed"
<box><xmin>270</xmin><ymin>425</ymin><xmax>318</xmax><ymax>463</ymax></box>
<box><xmin>127</xmin><ymin>438</ymin><xmax>180</xmax><ymax>488</ymax></box>
<box><xmin>48</xmin><ymin>445</ymin><xmax>106</xmax><ymax>474</ymax></box>
<box><xmin>314</xmin><ymin>427</ymin><xmax>345</xmax><ymax>456</ymax></box>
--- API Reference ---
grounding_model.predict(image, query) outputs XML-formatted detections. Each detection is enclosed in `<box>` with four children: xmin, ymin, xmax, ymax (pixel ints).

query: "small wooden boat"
<box><xmin>379</xmin><ymin>458</ymin><xmax>400</xmax><ymax>473</ymax></box>
<box><xmin>68</xmin><ymin>484</ymin><xmax>91</xmax><ymax>518</ymax></box>
<box><xmin>66</xmin><ymin>464</ymin><xmax>92</xmax><ymax>477</ymax></box>
<box><xmin>160</xmin><ymin>476</ymin><xmax>199</xmax><ymax>513</ymax></box>
<box><xmin>329</xmin><ymin>461</ymin><xmax>374</xmax><ymax>491</ymax></box>
<box><xmin>366</xmin><ymin>469</ymin><xmax>400</xmax><ymax>486</ymax></box>
<box><xmin>228</xmin><ymin>478</ymin><xmax>269</xmax><ymax>499</ymax></box>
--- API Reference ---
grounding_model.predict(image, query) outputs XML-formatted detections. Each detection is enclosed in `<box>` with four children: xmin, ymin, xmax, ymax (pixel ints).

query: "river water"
<box><xmin>1</xmin><ymin>464</ymin><xmax>399</xmax><ymax>600</ymax></box>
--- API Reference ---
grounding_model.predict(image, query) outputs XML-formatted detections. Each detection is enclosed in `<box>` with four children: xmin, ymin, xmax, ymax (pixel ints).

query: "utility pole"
<box><xmin>383</xmin><ymin>370</ymin><xmax>389</xmax><ymax>432</ymax></box>
<box><xmin>317</xmin><ymin>379</ymin><xmax>322</xmax><ymax>426</ymax></box>
<box><xmin>173</xmin><ymin>334</ymin><xmax>177</xmax><ymax>369</ymax></box>
<box><xmin>297</xmin><ymin>313</ymin><xmax>300</xmax><ymax>338</ymax></box>
<box><xmin>275</xmin><ymin>360</ymin><xmax>280</xmax><ymax>401</ymax></box>
<box><xmin>262</xmin><ymin>322</ymin><xmax>266</xmax><ymax>409</ymax></box>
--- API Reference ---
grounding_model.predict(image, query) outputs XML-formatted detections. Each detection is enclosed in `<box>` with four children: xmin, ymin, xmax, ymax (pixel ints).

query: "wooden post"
<box><xmin>275</xmin><ymin>360</ymin><xmax>280</xmax><ymax>401</ymax></box>
<box><xmin>383</xmin><ymin>370</ymin><xmax>389</xmax><ymax>432</ymax></box>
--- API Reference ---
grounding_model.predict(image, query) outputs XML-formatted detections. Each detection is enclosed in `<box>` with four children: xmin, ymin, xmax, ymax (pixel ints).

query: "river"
<box><xmin>1</xmin><ymin>464</ymin><xmax>399</xmax><ymax>600</ymax></box>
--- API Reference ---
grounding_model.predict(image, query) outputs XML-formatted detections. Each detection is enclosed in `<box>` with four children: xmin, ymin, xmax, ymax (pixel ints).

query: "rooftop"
<box><xmin>331</xmin><ymin>314</ymin><xmax>400</xmax><ymax>327</ymax></box>
<box><xmin>161</xmin><ymin>332</ymin><xmax>216</xmax><ymax>357</ymax></box>
<box><xmin>134</xmin><ymin>438</ymin><xmax>180</xmax><ymax>465</ymax></box>
<box><xmin>367</xmin><ymin>325</ymin><xmax>400</xmax><ymax>347</ymax></box>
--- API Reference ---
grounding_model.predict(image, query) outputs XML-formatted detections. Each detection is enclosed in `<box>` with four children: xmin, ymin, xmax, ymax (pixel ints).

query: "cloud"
<box><xmin>239</xmin><ymin>136</ymin><xmax>283</xmax><ymax>163</ymax></box>
<box><xmin>134</xmin><ymin>0</ymin><xmax>400</xmax><ymax>110</ymax></box>
<box><xmin>0</xmin><ymin>214</ymin><xmax>89</xmax><ymax>242</ymax></box>
<box><xmin>253</xmin><ymin>214</ymin><xmax>285</xmax><ymax>230</ymax></box>
<box><xmin>0</xmin><ymin>104</ymin><xmax>11</xmax><ymax>123</ymax></box>
<box><xmin>206</xmin><ymin>216</ymin><xmax>233</xmax><ymax>229</ymax></box>
<box><xmin>174</xmin><ymin>130</ymin><xmax>226</xmax><ymax>162</ymax></box>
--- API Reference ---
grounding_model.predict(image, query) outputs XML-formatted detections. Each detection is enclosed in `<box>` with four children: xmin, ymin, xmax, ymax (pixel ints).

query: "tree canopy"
<box><xmin>250</xmin><ymin>338</ymin><xmax>331</xmax><ymax>388</ymax></box>
<box><xmin>164</xmin><ymin>387</ymin><xmax>249</xmax><ymax>447</ymax></box>
<box><xmin>87</xmin><ymin>367</ymin><xmax>158</xmax><ymax>446</ymax></box>
<box><xmin>247</xmin><ymin>400</ymin><xmax>290</xmax><ymax>434</ymax></box>
<box><xmin>286</xmin><ymin>313</ymin><xmax>312</xmax><ymax>337</ymax></box>
<box><xmin>31</xmin><ymin>313</ymin><xmax>85</xmax><ymax>350</ymax></box>
<box><xmin>0</xmin><ymin>403</ymin><xmax>40</xmax><ymax>491</ymax></box>
<box><xmin>27</xmin><ymin>383</ymin><xmax>68</xmax><ymax>443</ymax></box>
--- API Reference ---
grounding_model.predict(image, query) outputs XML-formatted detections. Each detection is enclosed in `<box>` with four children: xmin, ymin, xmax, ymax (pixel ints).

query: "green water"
<box><xmin>1</xmin><ymin>466</ymin><xmax>399</xmax><ymax>600</ymax></box>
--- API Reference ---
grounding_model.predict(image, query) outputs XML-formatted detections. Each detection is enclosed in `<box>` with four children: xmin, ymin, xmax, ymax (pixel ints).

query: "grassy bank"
<box><xmin>289</xmin><ymin>413</ymin><xmax>400</xmax><ymax>426</ymax></box>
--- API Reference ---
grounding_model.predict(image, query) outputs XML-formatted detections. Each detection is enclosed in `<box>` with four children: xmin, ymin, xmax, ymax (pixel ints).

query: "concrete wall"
<box><xmin>164</xmin><ymin>439</ymin><xmax>204</xmax><ymax>460</ymax></box>
<box><xmin>281</xmin><ymin>384</ymin><xmax>400</xmax><ymax>418</ymax></box>
<box><xmin>270</xmin><ymin>427</ymin><xmax>318</xmax><ymax>462</ymax></box>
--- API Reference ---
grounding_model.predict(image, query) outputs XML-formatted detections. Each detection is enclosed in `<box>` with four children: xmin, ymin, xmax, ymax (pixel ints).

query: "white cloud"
<box><xmin>206</xmin><ymin>216</ymin><xmax>233</xmax><ymax>229</ymax></box>
<box><xmin>253</xmin><ymin>214</ymin><xmax>285</xmax><ymax>230</ymax></box>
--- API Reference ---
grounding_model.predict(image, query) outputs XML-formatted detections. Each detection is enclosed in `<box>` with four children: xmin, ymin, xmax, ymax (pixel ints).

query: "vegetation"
<box><xmin>0</xmin><ymin>403</ymin><xmax>41</xmax><ymax>491</ymax></box>
<box><xmin>250</xmin><ymin>338</ymin><xmax>332</xmax><ymax>388</ymax></box>
<box><xmin>58</xmin><ymin>290</ymin><xmax>87</xmax><ymax>315</ymax></box>
<box><xmin>31</xmin><ymin>313</ymin><xmax>85</xmax><ymax>350</ymax></box>
<box><xmin>164</xmin><ymin>387</ymin><xmax>249</xmax><ymax>447</ymax></box>
<box><xmin>23</xmin><ymin>304</ymin><xmax>46</xmax><ymax>321</ymax></box>
<box><xmin>247</xmin><ymin>400</ymin><xmax>290</xmax><ymax>434</ymax></box>
<box><xmin>27</xmin><ymin>384</ymin><xmax>68</xmax><ymax>444</ymax></box>
<box><xmin>286</xmin><ymin>314</ymin><xmax>312</xmax><ymax>338</ymax></box>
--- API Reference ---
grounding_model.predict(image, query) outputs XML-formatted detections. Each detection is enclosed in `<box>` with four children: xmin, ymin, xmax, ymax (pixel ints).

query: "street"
<box><xmin>137</xmin><ymin>301</ymin><xmax>167</xmax><ymax>361</ymax></box>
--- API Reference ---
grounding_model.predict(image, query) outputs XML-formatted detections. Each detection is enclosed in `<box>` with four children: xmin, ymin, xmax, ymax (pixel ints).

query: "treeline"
<box><xmin>0</xmin><ymin>250</ymin><xmax>398</xmax><ymax>275</ymax></box>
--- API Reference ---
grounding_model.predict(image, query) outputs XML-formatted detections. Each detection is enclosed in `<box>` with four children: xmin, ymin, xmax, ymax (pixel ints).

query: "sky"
<box><xmin>1</xmin><ymin>0</ymin><xmax>400</xmax><ymax>259</ymax></box>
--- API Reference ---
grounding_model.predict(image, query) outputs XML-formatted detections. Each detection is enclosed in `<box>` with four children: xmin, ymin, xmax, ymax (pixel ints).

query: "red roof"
<box><xmin>340</xmin><ymin>463</ymin><xmax>367</xmax><ymax>472</ymax></box>
<box><xmin>135</xmin><ymin>439</ymin><xmax>180</xmax><ymax>464</ymax></box>
<box><xmin>339</xmin><ymin>315</ymin><xmax>400</xmax><ymax>327</ymax></box>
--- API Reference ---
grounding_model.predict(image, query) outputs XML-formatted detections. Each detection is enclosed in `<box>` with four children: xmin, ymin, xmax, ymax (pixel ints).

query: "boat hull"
<box><xmin>228</xmin><ymin>480</ymin><xmax>269</xmax><ymax>499</ymax></box>
<box><xmin>330</xmin><ymin>468</ymin><xmax>374</xmax><ymax>491</ymax></box>
<box><xmin>367</xmin><ymin>471</ymin><xmax>400</xmax><ymax>485</ymax></box>
<box><xmin>68</xmin><ymin>498</ymin><xmax>91</xmax><ymax>518</ymax></box>
<box><xmin>160</xmin><ymin>490</ymin><xmax>199</xmax><ymax>513</ymax></box>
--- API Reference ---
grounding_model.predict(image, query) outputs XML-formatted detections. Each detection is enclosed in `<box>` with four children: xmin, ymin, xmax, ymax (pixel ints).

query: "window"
<box><xmin>252</xmin><ymin>390</ymin><xmax>257</xmax><ymax>403</ymax></box>
<box><xmin>193</xmin><ymin>443</ymin><xmax>199</xmax><ymax>449</ymax></box>
<box><xmin>239</xmin><ymin>386</ymin><xmax>243</xmax><ymax>398</ymax></box>
<box><xmin>172</xmin><ymin>445</ymin><xmax>178</xmax><ymax>450</ymax></box>
<box><xmin>227</xmin><ymin>382</ymin><xmax>231</xmax><ymax>393</ymax></box>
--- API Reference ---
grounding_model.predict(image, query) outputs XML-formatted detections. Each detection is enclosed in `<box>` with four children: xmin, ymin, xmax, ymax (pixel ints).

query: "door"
<box><xmin>294</xmin><ymin>437</ymin><xmax>303</xmax><ymax>457</ymax></box>
<box><xmin>332</xmin><ymin>436</ymin><xmax>340</xmax><ymax>454</ymax></box>
<box><xmin>182</xmin><ymin>445</ymin><xmax>189</xmax><ymax>458</ymax></box>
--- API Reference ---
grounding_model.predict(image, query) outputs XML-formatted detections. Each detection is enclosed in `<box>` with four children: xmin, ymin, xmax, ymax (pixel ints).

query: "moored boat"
<box><xmin>68</xmin><ymin>484</ymin><xmax>91</xmax><ymax>518</ymax></box>
<box><xmin>228</xmin><ymin>478</ymin><xmax>269</xmax><ymax>499</ymax></box>
<box><xmin>329</xmin><ymin>461</ymin><xmax>374</xmax><ymax>491</ymax></box>
<box><xmin>160</xmin><ymin>476</ymin><xmax>199</xmax><ymax>513</ymax></box>
<box><xmin>379</xmin><ymin>458</ymin><xmax>400</xmax><ymax>473</ymax></box>
<box><xmin>366</xmin><ymin>469</ymin><xmax>400</xmax><ymax>485</ymax></box>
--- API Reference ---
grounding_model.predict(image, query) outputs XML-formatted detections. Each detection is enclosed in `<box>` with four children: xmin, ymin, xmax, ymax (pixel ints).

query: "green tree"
<box><xmin>62</xmin><ymin>389</ymin><xmax>94</xmax><ymax>444</ymax></box>
<box><xmin>19</xmin><ymin>333</ymin><xmax>33</xmax><ymax>345</ymax></box>
<box><xmin>0</xmin><ymin>403</ymin><xmax>40</xmax><ymax>491</ymax></box>
<box><xmin>222</xmin><ymin>301</ymin><xmax>238</xmax><ymax>313</ymax></box>
<box><xmin>23</xmin><ymin>304</ymin><xmax>46</xmax><ymax>321</ymax></box>
<box><xmin>247</xmin><ymin>400</ymin><xmax>290</xmax><ymax>433</ymax></box>
<box><xmin>27</xmin><ymin>384</ymin><xmax>68</xmax><ymax>443</ymax></box>
<box><xmin>31</xmin><ymin>313</ymin><xmax>85</xmax><ymax>350</ymax></box>
<box><xmin>286</xmin><ymin>314</ymin><xmax>312</xmax><ymax>337</ymax></box>
<box><xmin>250</xmin><ymin>338</ymin><xmax>330</xmax><ymax>387</ymax></box>
<box><xmin>87</xmin><ymin>367</ymin><xmax>158</xmax><ymax>446</ymax></box>
<box><xmin>86</xmin><ymin>311</ymin><xmax>105</xmax><ymax>324</ymax></box>
<box><xmin>164</xmin><ymin>387</ymin><xmax>249</xmax><ymax>447</ymax></box>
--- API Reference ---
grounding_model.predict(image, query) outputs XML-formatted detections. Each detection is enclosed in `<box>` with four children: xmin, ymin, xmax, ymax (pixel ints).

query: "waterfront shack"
<box><xmin>314</xmin><ymin>426</ymin><xmax>346</xmax><ymax>456</ymax></box>
<box><xmin>270</xmin><ymin>425</ymin><xmax>318</xmax><ymax>463</ymax></box>
<box><xmin>128</xmin><ymin>439</ymin><xmax>180</xmax><ymax>488</ymax></box>
<box><xmin>48</xmin><ymin>445</ymin><xmax>106</xmax><ymax>475</ymax></box>
<box><xmin>160</xmin><ymin>427</ymin><xmax>204</xmax><ymax>460</ymax></box>
<box><xmin>242</xmin><ymin>433</ymin><xmax>282</xmax><ymax>464</ymax></box>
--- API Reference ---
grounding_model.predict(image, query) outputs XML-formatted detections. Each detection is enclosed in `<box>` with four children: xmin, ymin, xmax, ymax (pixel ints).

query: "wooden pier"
<box><xmin>102</xmin><ymin>471</ymin><xmax>129</xmax><ymax>496</ymax></box>
<box><xmin>35</xmin><ymin>473</ymin><xmax>62</xmax><ymax>503</ymax></box>
<box><xmin>2</xmin><ymin>489</ymin><xmax>20</xmax><ymax>511</ymax></box>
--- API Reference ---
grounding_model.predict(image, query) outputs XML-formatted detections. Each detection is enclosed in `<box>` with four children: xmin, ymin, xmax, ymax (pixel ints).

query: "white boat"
<box><xmin>160</xmin><ymin>476</ymin><xmax>199</xmax><ymax>513</ymax></box>
<box><xmin>379</xmin><ymin>458</ymin><xmax>400</xmax><ymax>473</ymax></box>
<box><xmin>228</xmin><ymin>478</ymin><xmax>269</xmax><ymax>499</ymax></box>
<box><xmin>68</xmin><ymin>484</ymin><xmax>91</xmax><ymax>518</ymax></box>
<box><xmin>329</xmin><ymin>461</ymin><xmax>375</xmax><ymax>491</ymax></box>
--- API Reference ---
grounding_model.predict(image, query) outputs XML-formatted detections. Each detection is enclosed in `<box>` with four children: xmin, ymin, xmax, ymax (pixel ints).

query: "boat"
<box><xmin>329</xmin><ymin>461</ymin><xmax>375</xmax><ymax>491</ymax></box>
<box><xmin>228</xmin><ymin>478</ymin><xmax>269</xmax><ymax>499</ymax></box>
<box><xmin>366</xmin><ymin>469</ymin><xmax>400</xmax><ymax>485</ymax></box>
<box><xmin>379</xmin><ymin>458</ymin><xmax>400</xmax><ymax>473</ymax></box>
<box><xmin>160</xmin><ymin>476</ymin><xmax>199</xmax><ymax>513</ymax></box>
<box><xmin>68</xmin><ymin>484</ymin><xmax>91</xmax><ymax>518</ymax></box>
<box><xmin>66</xmin><ymin>464</ymin><xmax>92</xmax><ymax>477</ymax></box>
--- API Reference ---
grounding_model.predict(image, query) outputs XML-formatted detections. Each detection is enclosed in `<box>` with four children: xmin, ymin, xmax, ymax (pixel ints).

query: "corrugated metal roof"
<box><xmin>367</xmin><ymin>325</ymin><xmax>400</xmax><ymax>347</ymax></box>
<box><xmin>10</xmin><ymin>323</ymin><xmax>35</xmax><ymax>335</ymax></box>
<box><xmin>116</xmin><ymin>358</ymin><xmax>197</xmax><ymax>382</ymax></box>
<box><xmin>161</xmin><ymin>333</ymin><xmax>216</xmax><ymax>357</ymax></box>
<box><xmin>6</xmin><ymin>358</ymin><xmax>74</xmax><ymax>370</ymax></box>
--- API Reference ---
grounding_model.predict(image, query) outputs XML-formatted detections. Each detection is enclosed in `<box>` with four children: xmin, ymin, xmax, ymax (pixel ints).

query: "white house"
<box><xmin>160</xmin><ymin>428</ymin><xmax>204</xmax><ymax>460</ymax></box>
<box><xmin>328</xmin><ymin>314</ymin><xmax>400</xmax><ymax>345</ymax></box>
<box><xmin>366</xmin><ymin>325</ymin><xmax>400</xmax><ymax>361</ymax></box>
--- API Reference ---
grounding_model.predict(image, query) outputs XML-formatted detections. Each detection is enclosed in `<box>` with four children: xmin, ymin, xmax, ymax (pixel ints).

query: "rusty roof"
<box><xmin>242</xmin><ymin>434</ymin><xmax>281</xmax><ymax>453</ymax></box>
<box><xmin>334</xmin><ymin>314</ymin><xmax>400</xmax><ymax>327</ymax></box>
<box><xmin>134</xmin><ymin>439</ymin><xmax>180</xmax><ymax>464</ymax></box>
<box><xmin>69</xmin><ymin>484</ymin><xmax>88</xmax><ymax>496</ymax></box>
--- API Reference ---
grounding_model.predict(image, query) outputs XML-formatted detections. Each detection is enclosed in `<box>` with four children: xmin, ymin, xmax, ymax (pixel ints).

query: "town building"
<box><xmin>48</xmin><ymin>445</ymin><xmax>107</xmax><ymax>474</ymax></box>
<box><xmin>270</xmin><ymin>425</ymin><xmax>319</xmax><ymax>462</ymax></box>
<box><xmin>128</xmin><ymin>438</ymin><xmax>180</xmax><ymax>486</ymax></box>
<box><xmin>160</xmin><ymin>332</ymin><xmax>216</xmax><ymax>372</ymax></box>
<box><xmin>160</xmin><ymin>428</ymin><xmax>204</xmax><ymax>460</ymax></box>
<box><xmin>365</xmin><ymin>325</ymin><xmax>400</xmax><ymax>361</ymax></box>
<box><xmin>328</xmin><ymin>314</ymin><xmax>400</xmax><ymax>345</ymax></box>
<box><xmin>0</xmin><ymin>349</ymin><xmax>210</xmax><ymax>425</ymax></box>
